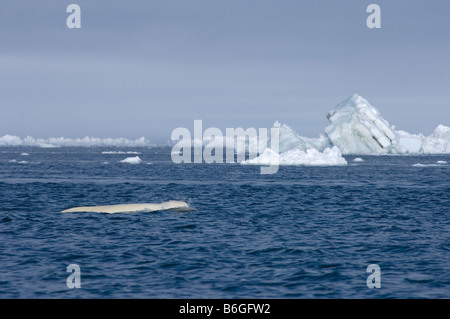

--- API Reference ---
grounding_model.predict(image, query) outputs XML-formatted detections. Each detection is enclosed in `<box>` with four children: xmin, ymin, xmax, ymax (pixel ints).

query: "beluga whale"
<box><xmin>61</xmin><ymin>200</ymin><xmax>192</xmax><ymax>214</ymax></box>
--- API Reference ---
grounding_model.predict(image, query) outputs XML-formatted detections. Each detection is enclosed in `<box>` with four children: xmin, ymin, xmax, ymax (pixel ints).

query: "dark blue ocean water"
<box><xmin>0</xmin><ymin>147</ymin><xmax>449</xmax><ymax>298</ymax></box>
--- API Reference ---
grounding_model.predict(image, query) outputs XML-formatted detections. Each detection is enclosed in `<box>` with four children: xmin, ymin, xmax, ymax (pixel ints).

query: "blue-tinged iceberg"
<box><xmin>324</xmin><ymin>94</ymin><xmax>397</xmax><ymax>154</ymax></box>
<box><xmin>396</xmin><ymin>124</ymin><xmax>450</xmax><ymax>154</ymax></box>
<box><xmin>1</xmin><ymin>94</ymin><xmax>448</xmax><ymax>160</ymax></box>
<box><xmin>273</xmin><ymin>94</ymin><xmax>450</xmax><ymax>155</ymax></box>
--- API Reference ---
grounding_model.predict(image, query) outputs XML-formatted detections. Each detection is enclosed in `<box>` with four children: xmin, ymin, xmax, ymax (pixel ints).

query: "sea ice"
<box><xmin>324</xmin><ymin>94</ymin><xmax>397</xmax><ymax>154</ymax></box>
<box><xmin>119</xmin><ymin>156</ymin><xmax>142</xmax><ymax>164</ymax></box>
<box><xmin>412</xmin><ymin>163</ymin><xmax>439</xmax><ymax>167</ymax></box>
<box><xmin>274</xmin><ymin>94</ymin><xmax>450</xmax><ymax>155</ymax></box>
<box><xmin>102</xmin><ymin>151</ymin><xmax>141</xmax><ymax>154</ymax></box>
<box><xmin>1</xmin><ymin>94</ymin><xmax>448</xmax><ymax>156</ymax></box>
<box><xmin>0</xmin><ymin>135</ymin><xmax>152</xmax><ymax>148</ymax></box>
<box><xmin>272</xmin><ymin>121</ymin><xmax>331</xmax><ymax>153</ymax></box>
<box><xmin>241</xmin><ymin>146</ymin><xmax>347</xmax><ymax>166</ymax></box>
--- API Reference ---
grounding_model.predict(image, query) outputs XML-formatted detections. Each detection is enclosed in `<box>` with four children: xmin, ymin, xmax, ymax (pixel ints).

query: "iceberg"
<box><xmin>421</xmin><ymin>125</ymin><xmax>450</xmax><ymax>154</ymax></box>
<box><xmin>0</xmin><ymin>135</ymin><xmax>22</xmax><ymax>146</ymax></box>
<box><xmin>273</xmin><ymin>94</ymin><xmax>450</xmax><ymax>155</ymax></box>
<box><xmin>1</xmin><ymin>94</ymin><xmax>448</xmax><ymax>157</ymax></box>
<box><xmin>119</xmin><ymin>156</ymin><xmax>142</xmax><ymax>164</ymax></box>
<box><xmin>273</xmin><ymin>121</ymin><xmax>330</xmax><ymax>153</ymax></box>
<box><xmin>324</xmin><ymin>94</ymin><xmax>397</xmax><ymax>154</ymax></box>
<box><xmin>242</xmin><ymin>146</ymin><xmax>347</xmax><ymax>166</ymax></box>
<box><xmin>0</xmin><ymin>135</ymin><xmax>153</xmax><ymax>148</ymax></box>
<box><xmin>240</xmin><ymin>121</ymin><xmax>345</xmax><ymax>167</ymax></box>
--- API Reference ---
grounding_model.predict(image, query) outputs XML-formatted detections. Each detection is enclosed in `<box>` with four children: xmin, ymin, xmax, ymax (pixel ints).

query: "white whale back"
<box><xmin>61</xmin><ymin>200</ymin><xmax>191</xmax><ymax>213</ymax></box>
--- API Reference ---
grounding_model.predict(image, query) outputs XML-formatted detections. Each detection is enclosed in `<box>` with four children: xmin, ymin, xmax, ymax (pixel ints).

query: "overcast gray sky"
<box><xmin>1</xmin><ymin>0</ymin><xmax>449</xmax><ymax>143</ymax></box>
